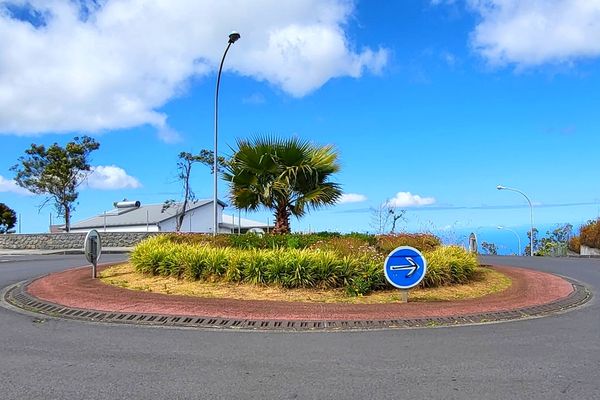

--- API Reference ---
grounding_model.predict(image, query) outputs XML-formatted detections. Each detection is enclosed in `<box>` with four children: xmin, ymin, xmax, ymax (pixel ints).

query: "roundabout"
<box><xmin>2</xmin><ymin>260</ymin><xmax>591</xmax><ymax>331</ymax></box>
<box><xmin>1</xmin><ymin>254</ymin><xmax>599</xmax><ymax>399</ymax></box>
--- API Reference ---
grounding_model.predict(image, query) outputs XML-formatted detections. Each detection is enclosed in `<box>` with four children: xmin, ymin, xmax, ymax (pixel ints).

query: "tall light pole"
<box><xmin>497</xmin><ymin>185</ymin><xmax>534</xmax><ymax>256</ymax></box>
<box><xmin>213</xmin><ymin>31</ymin><xmax>241</xmax><ymax>236</ymax></box>
<box><xmin>497</xmin><ymin>225</ymin><xmax>521</xmax><ymax>255</ymax></box>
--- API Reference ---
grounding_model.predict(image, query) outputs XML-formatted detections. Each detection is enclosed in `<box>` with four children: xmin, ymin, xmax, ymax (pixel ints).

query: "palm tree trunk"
<box><xmin>273</xmin><ymin>202</ymin><xmax>291</xmax><ymax>234</ymax></box>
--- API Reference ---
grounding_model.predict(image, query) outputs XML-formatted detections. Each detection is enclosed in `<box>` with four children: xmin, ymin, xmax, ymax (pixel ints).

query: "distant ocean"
<box><xmin>433</xmin><ymin>223</ymin><xmax>576</xmax><ymax>256</ymax></box>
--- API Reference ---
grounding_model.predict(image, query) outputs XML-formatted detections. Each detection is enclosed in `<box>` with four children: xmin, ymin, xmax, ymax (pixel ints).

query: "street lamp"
<box><xmin>497</xmin><ymin>225</ymin><xmax>521</xmax><ymax>255</ymax></box>
<box><xmin>497</xmin><ymin>185</ymin><xmax>534</xmax><ymax>256</ymax></box>
<box><xmin>213</xmin><ymin>31</ymin><xmax>241</xmax><ymax>236</ymax></box>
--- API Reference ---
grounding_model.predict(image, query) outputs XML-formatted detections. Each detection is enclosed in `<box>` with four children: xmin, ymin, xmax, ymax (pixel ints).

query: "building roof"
<box><xmin>71</xmin><ymin>199</ymin><xmax>226</xmax><ymax>229</ymax></box>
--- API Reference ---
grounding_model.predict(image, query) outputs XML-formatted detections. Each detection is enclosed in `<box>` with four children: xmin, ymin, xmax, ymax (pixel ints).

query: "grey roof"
<box><xmin>71</xmin><ymin>199</ymin><xmax>226</xmax><ymax>229</ymax></box>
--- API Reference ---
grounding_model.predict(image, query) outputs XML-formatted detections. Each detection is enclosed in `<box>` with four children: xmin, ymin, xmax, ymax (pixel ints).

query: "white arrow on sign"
<box><xmin>389</xmin><ymin>257</ymin><xmax>419</xmax><ymax>278</ymax></box>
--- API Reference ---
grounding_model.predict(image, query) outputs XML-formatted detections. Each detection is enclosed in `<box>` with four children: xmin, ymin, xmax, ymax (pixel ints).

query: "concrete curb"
<box><xmin>2</xmin><ymin>274</ymin><xmax>592</xmax><ymax>332</ymax></box>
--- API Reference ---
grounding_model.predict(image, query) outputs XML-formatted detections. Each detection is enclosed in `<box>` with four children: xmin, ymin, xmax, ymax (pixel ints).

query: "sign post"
<box><xmin>84</xmin><ymin>229</ymin><xmax>102</xmax><ymax>279</ymax></box>
<box><xmin>384</xmin><ymin>246</ymin><xmax>427</xmax><ymax>303</ymax></box>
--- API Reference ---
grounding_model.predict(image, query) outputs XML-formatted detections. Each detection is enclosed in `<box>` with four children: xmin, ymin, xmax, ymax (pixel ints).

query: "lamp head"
<box><xmin>228</xmin><ymin>31</ymin><xmax>241</xmax><ymax>43</ymax></box>
<box><xmin>496</xmin><ymin>185</ymin><xmax>506</xmax><ymax>190</ymax></box>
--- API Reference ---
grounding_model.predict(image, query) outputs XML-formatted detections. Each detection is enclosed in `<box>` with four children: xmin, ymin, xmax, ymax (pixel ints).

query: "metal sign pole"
<box><xmin>91</xmin><ymin>238</ymin><xmax>97</xmax><ymax>279</ymax></box>
<box><xmin>84</xmin><ymin>229</ymin><xmax>102</xmax><ymax>280</ymax></box>
<box><xmin>401</xmin><ymin>290</ymin><xmax>408</xmax><ymax>303</ymax></box>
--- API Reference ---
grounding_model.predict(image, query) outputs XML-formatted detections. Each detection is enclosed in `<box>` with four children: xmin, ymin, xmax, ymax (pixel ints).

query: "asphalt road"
<box><xmin>0</xmin><ymin>254</ymin><xmax>598</xmax><ymax>399</ymax></box>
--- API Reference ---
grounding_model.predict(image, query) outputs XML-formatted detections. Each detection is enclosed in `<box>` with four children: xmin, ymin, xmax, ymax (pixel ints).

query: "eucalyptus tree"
<box><xmin>11</xmin><ymin>136</ymin><xmax>100</xmax><ymax>232</ymax></box>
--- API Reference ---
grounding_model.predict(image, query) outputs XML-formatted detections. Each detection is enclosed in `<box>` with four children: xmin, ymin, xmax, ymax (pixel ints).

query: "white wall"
<box><xmin>159</xmin><ymin>204</ymin><xmax>225</xmax><ymax>233</ymax></box>
<box><xmin>70</xmin><ymin>225</ymin><xmax>160</xmax><ymax>233</ymax></box>
<box><xmin>581</xmin><ymin>245</ymin><xmax>600</xmax><ymax>256</ymax></box>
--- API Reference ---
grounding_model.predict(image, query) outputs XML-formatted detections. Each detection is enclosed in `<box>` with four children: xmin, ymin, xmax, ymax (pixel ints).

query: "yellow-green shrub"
<box><xmin>130</xmin><ymin>237</ymin><xmax>478</xmax><ymax>295</ymax></box>
<box><xmin>376</xmin><ymin>233</ymin><xmax>441</xmax><ymax>253</ymax></box>
<box><xmin>423</xmin><ymin>245</ymin><xmax>477</xmax><ymax>287</ymax></box>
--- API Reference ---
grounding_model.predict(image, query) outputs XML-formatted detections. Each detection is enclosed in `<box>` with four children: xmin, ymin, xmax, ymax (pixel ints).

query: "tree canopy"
<box><xmin>224</xmin><ymin>136</ymin><xmax>342</xmax><ymax>234</ymax></box>
<box><xmin>11</xmin><ymin>136</ymin><xmax>100</xmax><ymax>232</ymax></box>
<box><xmin>0</xmin><ymin>203</ymin><xmax>17</xmax><ymax>234</ymax></box>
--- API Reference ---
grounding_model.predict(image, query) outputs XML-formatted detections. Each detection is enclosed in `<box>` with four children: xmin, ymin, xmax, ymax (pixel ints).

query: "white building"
<box><xmin>69</xmin><ymin>200</ymin><xmax>271</xmax><ymax>234</ymax></box>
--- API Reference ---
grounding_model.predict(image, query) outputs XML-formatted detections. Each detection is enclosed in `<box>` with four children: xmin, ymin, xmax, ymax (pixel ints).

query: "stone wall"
<box><xmin>581</xmin><ymin>245</ymin><xmax>600</xmax><ymax>257</ymax></box>
<box><xmin>0</xmin><ymin>232</ymin><xmax>163</xmax><ymax>250</ymax></box>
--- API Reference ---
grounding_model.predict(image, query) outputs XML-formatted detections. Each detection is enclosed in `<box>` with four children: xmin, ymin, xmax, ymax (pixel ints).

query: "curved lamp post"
<box><xmin>497</xmin><ymin>225</ymin><xmax>521</xmax><ymax>256</ymax></box>
<box><xmin>497</xmin><ymin>185</ymin><xmax>534</xmax><ymax>256</ymax></box>
<box><xmin>213</xmin><ymin>31</ymin><xmax>241</xmax><ymax>236</ymax></box>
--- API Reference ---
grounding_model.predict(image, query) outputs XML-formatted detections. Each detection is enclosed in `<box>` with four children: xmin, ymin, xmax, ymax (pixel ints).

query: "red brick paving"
<box><xmin>27</xmin><ymin>264</ymin><xmax>574</xmax><ymax>321</ymax></box>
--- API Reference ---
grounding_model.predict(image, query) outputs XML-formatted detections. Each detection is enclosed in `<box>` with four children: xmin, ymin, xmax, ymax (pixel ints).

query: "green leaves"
<box><xmin>131</xmin><ymin>234</ymin><xmax>480</xmax><ymax>296</ymax></box>
<box><xmin>0</xmin><ymin>203</ymin><xmax>17</xmax><ymax>234</ymax></box>
<box><xmin>131</xmin><ymin>236</ymin><xmax>381</xmax><ymax>294</ymax></box>
<box><xmin>11</xmin><ymin>135</ymin><xmax>100</xmax><ymax>231</ymax></box>
<box><xmin>224</xmin><ymin>136</ymin><xmax>342</xmax><ymax>233</ymax></box>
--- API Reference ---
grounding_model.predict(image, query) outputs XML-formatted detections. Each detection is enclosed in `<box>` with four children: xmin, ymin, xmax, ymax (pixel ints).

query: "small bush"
<box><xmin>580</xmin><ymin>219</ymin><xmax>600</xmax><ymax>249</ymax></box>
<box><xmin>376</xmin><ymin>233</ymin><xmax>441</xmax><ymax>253</ymax></box>
<box><xmin>423</xmin><ymin>246</ymin><xmax>477</xmax><ymax>287</ymax></box>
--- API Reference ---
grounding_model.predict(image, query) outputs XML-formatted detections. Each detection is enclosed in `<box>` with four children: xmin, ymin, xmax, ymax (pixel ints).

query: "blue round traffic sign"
<box><xmin>384</xmin><ymin>246</ymin><xmax>427</xmax><ymax>289</ymax></box>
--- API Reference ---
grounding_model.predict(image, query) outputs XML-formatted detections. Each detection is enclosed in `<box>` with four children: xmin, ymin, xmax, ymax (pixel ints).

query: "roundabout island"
<box><xmin>4</xmin><ymin>260</ymin><xmax>590</xmax><ymax>331</ymax></box>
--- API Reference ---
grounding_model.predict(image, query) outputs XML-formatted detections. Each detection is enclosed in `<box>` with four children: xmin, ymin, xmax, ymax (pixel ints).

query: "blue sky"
<box><xmin>1</xmin><ymin>0</ymin><xmax>599</xmax><ymax>253</ymax></box>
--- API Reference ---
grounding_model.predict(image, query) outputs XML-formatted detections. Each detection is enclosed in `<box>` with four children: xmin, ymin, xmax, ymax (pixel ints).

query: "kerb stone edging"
<box><xmin>1</xmin><ymin>264</ymin><xmax>592</xmax><ymax>332</ymax></box>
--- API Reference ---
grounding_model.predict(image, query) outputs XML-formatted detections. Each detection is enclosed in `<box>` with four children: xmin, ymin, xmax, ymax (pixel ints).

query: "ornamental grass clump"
<box><xmin>130</xmin><ymin>236</ymin><xmax>479</xmax><ymax>296</ymax></box>
<box><xmin>130</xmin><ymin>237</ymin><xmax>385</xmax><ymax>295</ymax></box>
<box><xmin>422</xmin><ymin>245</ymin><xmax>477</xmax><ymax>287</ymax></box>
<box><xmin>376</xmin><ymin>233</ymin><xmax>441</xmax><ymax>253</ymax></box>
<box><xmin>130</xmin><ymin>235</ymin><xmax>172</xmax><ymax>275</ymax></box>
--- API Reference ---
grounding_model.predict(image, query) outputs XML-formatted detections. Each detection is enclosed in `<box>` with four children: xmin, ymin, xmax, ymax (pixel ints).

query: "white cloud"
<box><xmin>0</xmin><ymin>1</ymin><xmax>388</xmax><ymax>139</ymax></box>
<box><xmin>467</xmin><ymin>0</ymin><xmax>600</xmax><ymax>66</ymax></box>
<box><xmin>85</xmin><ymin>165</ymin><xmax>141</xmax><ymax>190</ymax></box>
<box><xmin>0</xmin><ymin>175</ymin><xmax>32</xmax><ymax>195</ymax></box>
<box><xmin>339</xmin><ymin>193</ymin><xmax>367</xmax><ymax>204</ymax></box>
<box><xmin>385</xmin><ymin>192</ymin><xmax>436</xmax><ymax>208</ymax></box>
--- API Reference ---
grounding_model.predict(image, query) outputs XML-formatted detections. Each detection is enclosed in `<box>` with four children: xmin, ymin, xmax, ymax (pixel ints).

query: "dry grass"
<box><xmin>100</xmin><ymin>263</ymin><xmax>511</xmax><ymax>304</ymax></box>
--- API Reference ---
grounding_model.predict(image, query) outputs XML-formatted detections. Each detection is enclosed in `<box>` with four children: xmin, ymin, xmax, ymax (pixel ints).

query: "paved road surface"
<box><xmin>1</xmin><ymin>254</ymin><xmax>598</xmax><ymax>399</ymax></box>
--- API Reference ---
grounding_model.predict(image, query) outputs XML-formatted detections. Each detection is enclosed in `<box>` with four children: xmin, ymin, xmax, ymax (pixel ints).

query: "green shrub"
<box><xmin>423</xmin><ymin>245</ymin><xmax>477</xmax><ymax>287</ymax></box>
<box><xmin>130</xmin><ymin>235</ymin><xmax>172</xmax><ymax>275</ymax></box>
<box><xmin>309</xmin><ymin>236</ymin><xmax>380</xmax><ymax>260</ymax></box>
<box><xmin>580</xmin><ymin>219</ymin><xmax>600</xmax><ymax>249</ymax></box>
<box><xmin>376</xmin><ymin>233</ymin><xmax>441</xmax><ymax>254</ymax></box>
<box><xmin>130</xmin><ymin>236</ymin><xmax>478</xmax><ymax>296</ymax></box>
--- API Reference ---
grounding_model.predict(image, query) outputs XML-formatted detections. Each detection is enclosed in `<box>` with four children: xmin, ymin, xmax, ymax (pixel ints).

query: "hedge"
<box><xmin>130</xmin><ymin>236</ymin><xmax>476</xmax><ymax>295</ymax></box>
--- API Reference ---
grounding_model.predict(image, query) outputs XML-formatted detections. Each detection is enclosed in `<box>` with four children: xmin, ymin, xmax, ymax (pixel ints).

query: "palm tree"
<box><xmin>223</xmin><ymin>136</ymin><xmax>342</xmax><ymax>234</ymax></box>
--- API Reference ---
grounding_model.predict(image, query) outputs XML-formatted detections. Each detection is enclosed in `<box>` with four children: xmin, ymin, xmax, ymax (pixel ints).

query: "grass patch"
<box><xmin>100</xmin><ymin>264</ymin><xmax>511</xmax><ymax>304</ymax></box>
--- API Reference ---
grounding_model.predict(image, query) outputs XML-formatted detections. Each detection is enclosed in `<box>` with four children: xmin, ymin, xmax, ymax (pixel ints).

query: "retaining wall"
<box><xmin>0</xmin><ymin>232</ymin><xmax>162</xmax><ymax>250</ymax></box>
<box><xmin>581</xmin><ymin>245</ymin><xmax>600</xmax><ymax>256</ymax></box>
